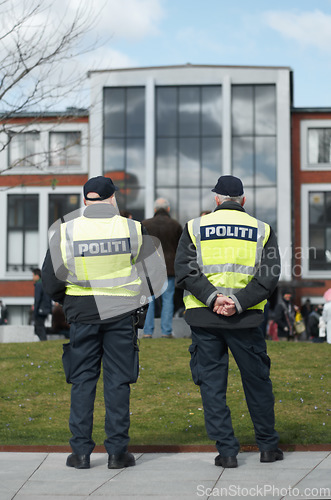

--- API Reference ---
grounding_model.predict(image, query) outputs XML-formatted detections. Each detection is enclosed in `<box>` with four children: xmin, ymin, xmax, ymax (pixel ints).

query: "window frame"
<box><xmin>300</xmin><ymin>119</ymin><xmax>331</xmax><ymax>170</ymax></box>
<box><xmin>231</xmin><ymin>84</ymin><xmax>277</xmax><ymax>231</ymax></box>
<box><xmin>6</xmin><ymin>194</ymin><xmax>39</xmax><ymax>273</ymax></box>
<box><xmin>301</xmin><ymin>183</ymin><xmax>331</xmax><ymax>278</ymax></box>
<box><xmin>155</xmin><ymin>84</ymin><xmax>223</xmax><ymax>223</ymax></box>
<box><xmin>3</xmin><ymin>123</ymin><xmax>87</xmax><ymax>175</ymax></box>
<box><xmin>8</xmin><ymin>130</ymin><xmax>41</xmax><ymax>168</ymax></box>
<box><xmin>103</xmin><ymin>86</ymin><xmax>146</xmax><ymax>219</ymax></box>
<box><xmin>49</xmin><ymin>131</ymin><xmax>82</xmax><ymax>168</ymax></box>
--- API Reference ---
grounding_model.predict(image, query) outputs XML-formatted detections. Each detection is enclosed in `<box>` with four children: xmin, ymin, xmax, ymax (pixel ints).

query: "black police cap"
<box><xmin>211</xmin><ymin>175</ymin><xmax>244</xmax><ymax>197</ymax></box>
<box><xmin>83</xmin><ymin>176</ymin><xmax>119</xmax><ymax>201</ymax></box>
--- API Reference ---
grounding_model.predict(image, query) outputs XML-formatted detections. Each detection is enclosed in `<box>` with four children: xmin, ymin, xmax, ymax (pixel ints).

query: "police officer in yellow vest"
<box><xmin>175</xmin><ymin>175</ymin><xmax>282</xmax><ymax>468</ymax></box>
<box><xmin>42</xmin><ymin>176</ymin><xmax>152</xmax><ymax>470</ymax></box>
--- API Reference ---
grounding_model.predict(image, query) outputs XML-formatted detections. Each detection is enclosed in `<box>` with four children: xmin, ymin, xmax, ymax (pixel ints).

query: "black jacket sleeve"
<box><xmin>41</xmin><ymin>227</ymin><xmax>67</xmax><ymax>304</ymax></box>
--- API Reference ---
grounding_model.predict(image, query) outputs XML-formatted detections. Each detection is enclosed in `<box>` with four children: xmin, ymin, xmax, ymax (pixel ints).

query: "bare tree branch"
<box><xmin>0</xmin><ymin>0</ymin><xmax>103</xmax><ymax>176</ymax></box>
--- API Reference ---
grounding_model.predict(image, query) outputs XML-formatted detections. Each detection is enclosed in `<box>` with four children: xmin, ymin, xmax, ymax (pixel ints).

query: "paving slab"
<box><xmin>0</xmin><ymin>451</ymin><xmax>329</xmax><ymax>500</ymax></box>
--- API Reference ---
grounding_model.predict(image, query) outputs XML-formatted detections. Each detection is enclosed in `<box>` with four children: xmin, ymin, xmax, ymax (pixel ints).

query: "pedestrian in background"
<box><xmin>175</xmin><ymin>175</ymin><xmax>282</xmax><ymax>468</ymax></box>
<box><xmin>274</xmin><ymin>290</ymin><xmax>297</xmax><ymax>341</ymax></box>
<box><xmin>0</xmin><ymin>299</ymin><xmax>8</xmax><ymax>325</ymax></box>
<box><xmin>142</xmin><ymin>198</ymin><xmax>182</xmax><ymax>338</ymax></box>
<box><xmin>32</xmin><ymin>268</ymin><xmax>52</xmax><ymax>341</ymax></box>
<box><xmin>306</xmin><ymin>304</ymin><xmax>323</xmax><ymax>342</ymax></box>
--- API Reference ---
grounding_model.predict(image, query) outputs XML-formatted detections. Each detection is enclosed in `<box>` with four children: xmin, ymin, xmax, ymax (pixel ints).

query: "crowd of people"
<box><xmin>266</xmin><ymin>292</ymin><xmax>329</xmax><ymax>343</ymax></box>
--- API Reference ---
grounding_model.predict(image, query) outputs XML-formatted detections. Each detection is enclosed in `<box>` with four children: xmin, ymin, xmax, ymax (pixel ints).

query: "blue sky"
<box><xmin>3</xmin><ymin>0</ymin><xmax>331</xmax><ymax>109</ymax></box>
<box><xmin>78</xmin><ymin>0</ymin><xmax>331</xmax><ymax>108</ymax></box>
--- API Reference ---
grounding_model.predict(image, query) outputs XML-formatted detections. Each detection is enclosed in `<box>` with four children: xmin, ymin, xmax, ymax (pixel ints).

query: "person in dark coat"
<box><xmin>0</xmin><ymin>300</ymin><xmax>8</xmax><ymax>325</ymax></box>
<box><xmin>274</xmin><ymin>290</ymin><xmax>296</xmax><ymax>341</ymax></box>
<box><xmin>32</xmin><ymin>268</ymin><xmax>52</xmax><ymax>341</ymax></box>
<box><xmin>142</xmin><ymin>198</ymin><xmax>182</xmax><ymax>338</ymax></box>
<box><xmin>307</xmin><ymin>304</ymin><xmax>325</xmax><ymax>343</ymax></box>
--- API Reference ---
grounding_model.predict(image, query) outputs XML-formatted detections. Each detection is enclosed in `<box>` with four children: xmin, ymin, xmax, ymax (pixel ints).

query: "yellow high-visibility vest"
<box><xmin>184</xmin><ymin>209</ymin><xmax>270</xmax><ymax>312</ymax></box>
<box><xmin>60</xmin><ymin>214</ymin><xmax>142</xmax><ymax>297</ymax></box>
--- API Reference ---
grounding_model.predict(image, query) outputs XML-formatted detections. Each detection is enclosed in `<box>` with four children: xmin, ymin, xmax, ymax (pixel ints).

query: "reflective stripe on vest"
<box><xmin>184</xmin><ymin>210</ymin><xmax>270</xmax><ymax>311</ymax></box>
<box><xmin>60</xmin><ymin>215</ymin><xmax>142</xmax><ymax>296</ymax></box>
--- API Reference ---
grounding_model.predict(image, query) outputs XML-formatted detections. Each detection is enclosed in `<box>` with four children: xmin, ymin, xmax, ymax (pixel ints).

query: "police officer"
<box><xmin>42</xmin><ymin>176</ymin><xmax>166</xmax><ymax>470</ymax></box>
<box><xmin>175</xmin><ymin>175</ymin><xmax>283</xmax><ymax>468</ymax></box>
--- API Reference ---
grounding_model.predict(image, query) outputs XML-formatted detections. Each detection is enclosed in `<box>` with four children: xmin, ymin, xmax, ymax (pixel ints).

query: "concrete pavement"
<box><xmin>1</xmin><ymin>451</ymin><xmax>330</xmax><ymax>500</ymax></box>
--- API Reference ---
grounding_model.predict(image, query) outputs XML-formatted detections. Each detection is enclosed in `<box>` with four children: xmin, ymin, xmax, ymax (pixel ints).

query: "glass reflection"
<box><xmin>309</xmin><ymin>227</ymin><xmax>324</xmax><ymax>255</ymax></box>
<box><xmin>25</xmin><ymin>232</ymin><xmax>39</xmax><ymax>265</ymax></box>
<box><xmin>326</xmin><ymin>228</ymin><xmax>331</xmax><ymax>263</ymax></box>
<box><xmin>156</xmin><ymin>138</ymin><xmax>177</xmax><ymax>186</ymax></box>
<box><xmin>126</xmin><ymin>188</ymin><xmax>145</xmax><ymax>221</ymax></box>
<box><xmin>24</xmin><ymin>197</ymin><xmax>39</xmax><ymax>228</ymax></box>
<box><xmin>326</xmin><ymin>193</ymin><xmax>331</xmax><ymax>223</ymax></box>
<box><xmin>232</xmin><ymin>137</ymin><xmax>254</xmax><ymax>185</ymax></box>
<box><xmin>157</xmin><ymin>87</ymin><xmax>177</xmax><ymax>136</ymax></box>
<box><xmin>232</xmin><ymin>86</ymin><xmax>253</xmax><ymax>136</ymax></box>
<box><xmin>126</xmin><ymin>139</ymin><xmax>145</xmax><ymax>187</ymax></box>
<box><xmin>308</xmin><ymin>128</ymin><xmax>331</xmax><ymax>164</ymax></box>
<box><xmin>202</xmin><ymin>87</ymin><xmax>222</xmax><ymax>136</ymax></box>
<box><xmin>179</xmin><ymin>87</ymin><xmax>199</xmax><ymax>136</ymax></box>
<box><xmin>202</xmin><ymin>137</ymin><xmax>222</xmax><ymax>187</ymax></box>
<box><xmin>104</xmin><ymin>139</ymin><xmax>125</xmax><ymax>172</ymax></box>
<box><xmin>255</xmin><ymin>86</ymin><xmax>276</xmax><ymax>135</ymax></box>
<box><xmin>255</xmin><ymin>137</ymin><xmax>276</xmax><ymax>185</ymax></box>
<box><xmin>243</xmin><ymin>187</ymin><xmax>254</xmax><ymax>216</ymax></box>
<box><xmin>255</xmin><ymin>187</ymin><xmax>277</xmax><ymax>230</ymax></box>
<box><xmin>179</xmin><ymin>188</ymin><xmax>200</xmax><ymax>226</ymax></box>
<box><xmin>8</xmin><ymin>233</ymin><xmax>23</xmax><ymax>265</ymax></box>
<box><xmin>127</xmin><ymin>88</ymin><xmax>145</xmax><ymax>137</ymax></box>
<box><xmin>179</xmin><ymin>138</ymin><xmax>200</xmax><ymax>186</ymax></box>
<box><xmin>309</xmin><ymin>192</ymin><xmax>324</xmax><ymax>224</ymax></box>
<box><xmin>201</xmin><ymin>187</ymin><xmax>216</xmax><ymax>214</ymax></box>
<box><xmin>8</xmin><ymin>196</ymin><xmax>24</xmax><ymax>227</ymax></box>
<box><xmin>104</xmin><ymin>88</ymin><xmax>125</xmax><ymax>138</ymax></box>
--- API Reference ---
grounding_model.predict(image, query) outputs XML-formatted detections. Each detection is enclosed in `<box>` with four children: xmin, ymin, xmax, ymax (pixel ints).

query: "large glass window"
<box><xmin>156</xmin><ymin>85</ymin><xmax>222</xmax><ymax>224</ymax></box>
<box><xmin>8</xmin><ymin>132</ymin><xmax>40</xmax><ymax>168</ymax></box>
<box><xmin>103</xmin><ymin>87</ymin><xmax>145</xmax><ymax>220</ymax></box>
<box><xmin>49</xmin><ymin>132</ymin><xmax>82</xmax><ymax>167</ymax></box>
<box><xmin>308</xmin><ymin>191</ymin><xmax>331</xmax><ymax>270</ymax></box>
<box><xmin>232</xmin><ymin>84</ymin><xmax>277</xmax><ymax>229</ymax></box>
<box><xmin>48</xmin><ymin>194</ymin><xmax>81</xmax><ymax>227</ymax></box>
<box><xmin>308</xmin><ymin>128</ymin><xmax>331</xmax><ymax>164</ymax></box>
<box><xmin>7</xmin><ymin>195</ymin><xmax>39</xmax><ymax>272</ymax></box>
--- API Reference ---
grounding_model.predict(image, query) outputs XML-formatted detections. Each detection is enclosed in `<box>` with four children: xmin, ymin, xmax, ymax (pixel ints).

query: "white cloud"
<box><xmin>67</xmin><ymin>0</ymin><xmax>165</xmax><ymax>41</ymax></box>
<box><xmin>263</xmin><ymin>9</ymin><xmax>331</xmax><ymax>51</ymax></box>
<box><xmin>81</xmin><ymin>46</ymin><xmax>137</xmax><ymax>70</ymax></box>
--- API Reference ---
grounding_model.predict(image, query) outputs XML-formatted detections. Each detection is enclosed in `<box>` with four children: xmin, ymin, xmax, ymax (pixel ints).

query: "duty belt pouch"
<box><xmin>62</xmin><ymin>343</ymin><xmax>72</xmax><ymax>384</ymax></box>
<box><xmin>134</xmin><ymin>304</ymin><xmax>149</xmax><ymax>329</ymax></box>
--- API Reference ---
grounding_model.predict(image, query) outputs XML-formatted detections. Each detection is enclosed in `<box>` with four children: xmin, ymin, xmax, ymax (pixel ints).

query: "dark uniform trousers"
<box><xmin>62</xmin><ymin>315</ymin><xmax>139</xmax><ymax>456</ymax></box>
<box><xmin>189</xmin><ymin>325</ymin><xmax>279</xmax><ymax>457</ymax></box>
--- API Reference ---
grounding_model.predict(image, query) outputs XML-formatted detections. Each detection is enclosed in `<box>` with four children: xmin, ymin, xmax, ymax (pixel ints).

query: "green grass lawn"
<box><xmin>0</xmin><ymin>338</ymin><xmax>330</xmax><ymax>446</ymax></box>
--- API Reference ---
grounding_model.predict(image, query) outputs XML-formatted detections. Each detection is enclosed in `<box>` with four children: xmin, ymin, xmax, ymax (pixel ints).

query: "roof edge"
<box><xmin>88</xmin><ymin>63</ymin><xmax>292</xmax><ymax>76</ymax></box>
